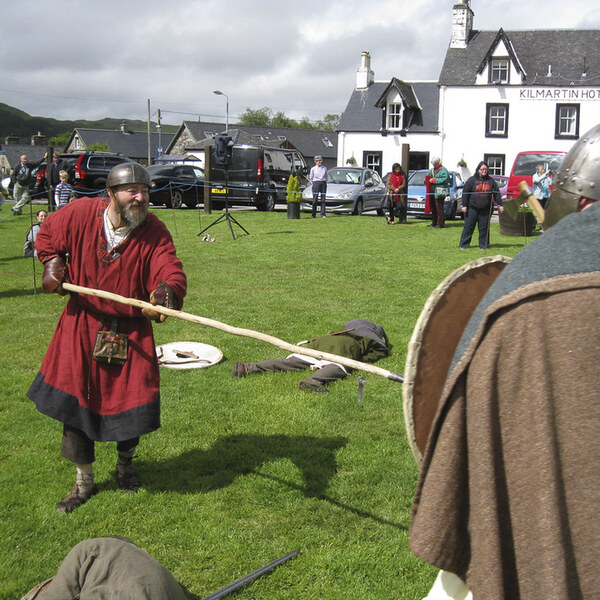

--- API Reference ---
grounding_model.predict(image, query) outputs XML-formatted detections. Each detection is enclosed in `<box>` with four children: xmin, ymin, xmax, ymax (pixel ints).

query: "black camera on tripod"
<box><xmin>213</xmin><ymin>134</ymin><xmax>234</xmax><ymax>167</ymax></box>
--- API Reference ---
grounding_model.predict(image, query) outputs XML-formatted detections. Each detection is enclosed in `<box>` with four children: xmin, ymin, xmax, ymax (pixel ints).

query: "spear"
<box><xmin>61</xmin><ymin>283</ymin><xmax>403</xmax><ymax>382</ymax></box>
<box><xmin>201</xmin><ymin>550</ymin><xmax>299</xmax><ymax>600</ymax></box>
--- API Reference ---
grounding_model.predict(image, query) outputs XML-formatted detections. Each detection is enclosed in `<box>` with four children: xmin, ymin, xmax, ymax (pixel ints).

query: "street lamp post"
<box><xmin>213</xmin><ymin>90</ymin><xmax>229</xmax><ymax>133</ymax></box>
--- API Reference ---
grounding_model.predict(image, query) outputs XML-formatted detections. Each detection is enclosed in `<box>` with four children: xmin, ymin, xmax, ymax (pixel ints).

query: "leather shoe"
<box><xmin>57</xmin><ymin>484</ymin><xmax>99</xmax><ymax>513</ymax></box>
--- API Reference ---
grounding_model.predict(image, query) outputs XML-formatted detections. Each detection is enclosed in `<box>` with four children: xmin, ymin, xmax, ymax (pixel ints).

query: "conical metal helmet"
<box><xmin>544</xmin><ymin>123</ymin><xmax>600</xmax><ymax>228</ymax></box>
<box><xmin>106</xmin><ymin>162</ymin><xmax>151</xmax><ymax>190</ymax></box>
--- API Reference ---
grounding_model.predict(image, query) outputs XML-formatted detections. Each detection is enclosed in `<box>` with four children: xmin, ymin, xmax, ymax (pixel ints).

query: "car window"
<box><xmin>372</xmin><ymin>171</ymin><xmax>382</xmax><ymax>185</ymax></box>
<box><xmin>88</xmin><ymin>157</ymin><xmax>104</xmax><ymax>169</ymax></box>
<box><xmin>147</xmin><ymin>166</ymin><xmax>172</xmax><ymax>176</ymax></box>
<box><xmin>513</xmin><ymin>153</ymin><xmax>565</xmax><ymax>175</ymax></box>
<box><xmin>328</xmin><ymin>169</ymin><xmax>362</xmax><ymax>184</ymax></box>
<box><xmin>105</xmin><ymin>157</ymin><xmax>128</xmax><ymax>169</ymax></box>
<box><xmin>192</xmin><ymin>167</ymin><xmax>205</xmax><ymax>180</ymax></box>
<box><xmin>364</xmin><ymin>172</ymin><xmax>373</xmax><ymax>185</ymax></box>
<box><xmin>408</xmin><ymin>171</ymin><xmax>428</xmax><ymax>186</ymax></box>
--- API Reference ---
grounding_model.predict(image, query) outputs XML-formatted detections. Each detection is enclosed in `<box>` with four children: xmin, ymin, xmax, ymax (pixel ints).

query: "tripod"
<box><xmin>198</xmin><ymin>164</ymin><xmax>249</xmax><ymax>241</ymax></box>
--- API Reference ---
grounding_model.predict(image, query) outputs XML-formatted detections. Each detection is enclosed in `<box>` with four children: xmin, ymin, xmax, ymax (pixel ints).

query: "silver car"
<box><xmin>301</xmin><ymin>167</ymin><xmax>387</xmax><ymax>215</ymax></box>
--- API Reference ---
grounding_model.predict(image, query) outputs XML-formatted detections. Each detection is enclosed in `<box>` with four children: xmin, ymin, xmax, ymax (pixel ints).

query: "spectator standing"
<box><xmin>54</xmin><ymin>170</ymin><xmax>73</xmax><ymax>208</ymax></box>
<box><xmin>48</xmin><ymin>153</ymin><xmax>62</xmax><ymax>195</ymax></box>
<box><xmin>309</xmin><ymin>155</ymin><xmax>328</xmax><ymax>218</ymax></box>
<box><xmin>27</xmin><ymin>163</ymin><xmax>187</xmax><ymax>513</ymax></box>
<box><xmin>459</xmin><ymin>161</ymin><xmax>503</xmax><ymax>249</ymax></box>
<box><xmin>11</xmin><ymin>154</ymin><xmax>35</xmax><ymax>215</ymax></box>
<box><xmin>23</xmin><ymin>209</ymin><xmax>47</xmax><ymax>257</ymax></box>
<box><xmin>532</xmin><ymin>163</ymin><xmax>552</xmax><ymax>208</ymax></box>
<box><xmin>410</xmin><ymin>124</ymin><xmax>600</xmax><ymax>599</ymax></box>
<box><xmin>428</xmin><ymin>157</ymin><xmax>450</xmax><ymax>228</ymax></box>
<box><xmin>386</xmin><ymin>163</ymin><xmax>406</xmax><ymax>224</ymax></box>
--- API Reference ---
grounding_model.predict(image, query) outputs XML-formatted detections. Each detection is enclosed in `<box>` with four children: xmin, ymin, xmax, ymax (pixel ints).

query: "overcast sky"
<box><xmin>2</xmin><ymin>0</ymin><xmax>599</xmax><ymax>127</ymax></box>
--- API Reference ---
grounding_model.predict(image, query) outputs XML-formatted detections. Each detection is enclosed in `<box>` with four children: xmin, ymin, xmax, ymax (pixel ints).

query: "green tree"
<box><xmin>286</xmin><ymin>173</ymin><xmax>301</xmax><ymax>203</ymax></box>
<box><xmin>237</xmin><ymin>107</ymin><xmax>340</xmax><ymax>131</ymax></box>
<box><xmin>87</xmin><ymin>143</ymin><xmax>111</xmax><ymax>152</ymax></box>
<box><xmin>48</xmin><ymin>131</ymin><xmax>72</xmax><ymax>151</ymax></box>
<box><xmin>238</xmin><ymin>107</ymin><xmax>272</xmax><ymax>126</ymax></box>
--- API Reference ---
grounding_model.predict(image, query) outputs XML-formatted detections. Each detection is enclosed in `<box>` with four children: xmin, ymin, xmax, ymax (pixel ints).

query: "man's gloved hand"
<box><xmin>142</xmin><ymin>281</ymin><xmax>175</xmax><ymax>323</ymax></box>
<box><xmin>42</xmin><ymin>256</ymin><xmax>68</xmax><ymax>295</ymax></box>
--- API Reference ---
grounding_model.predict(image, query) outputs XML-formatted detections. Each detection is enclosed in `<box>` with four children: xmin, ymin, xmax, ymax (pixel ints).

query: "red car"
<box><xmin>506</xmin><ymin>151</ymin><xmax>566</xmax><ymax>200</ymax></box>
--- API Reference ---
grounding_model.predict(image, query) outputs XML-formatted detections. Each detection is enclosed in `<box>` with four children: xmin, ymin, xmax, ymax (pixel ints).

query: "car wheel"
<box><xmin>166</xmin><ymin>189</ymin><xmax>184</xmax><ymax>209</ymax></box>
<box><xmin>376</xmin><ymin>200</ymin><xmax>385</xmax><ymax>216</ymax></box>
<box><xmin>257</xmin><ymin>190</ymin><xmax>276</xmax><ymax>211</ymax></box>
<box><xmin>354</xmin><ymin>198</ymin><xmax>364</xmax><ymax>215</ymax></box>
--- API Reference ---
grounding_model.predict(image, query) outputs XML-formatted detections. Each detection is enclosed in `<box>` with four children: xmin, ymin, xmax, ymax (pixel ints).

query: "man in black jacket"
<box><xmin>459</xmin><ymin>161</ymin><xmax>503</xmax><ymax>250</ymax></box>
<box><xmin>11</xmin><ymin>154</ymin><xmax>35</xmax><ymax>215</ymax></box>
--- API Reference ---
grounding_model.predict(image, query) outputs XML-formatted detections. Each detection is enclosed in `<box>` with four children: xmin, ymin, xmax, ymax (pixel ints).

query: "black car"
<box><xmin>147</xmin><ymin>164</ymin><xmax>206</xmax><ymax>209</ymax></box>
<box><xmin>209</xmin><ymin>144</ymin><xmax>307</xmax><ymax>211</ymax></box>
<box><xmin>57</xmin><ymin>151</ymin><xmax>136</xmax><ymax>196</ymax></box>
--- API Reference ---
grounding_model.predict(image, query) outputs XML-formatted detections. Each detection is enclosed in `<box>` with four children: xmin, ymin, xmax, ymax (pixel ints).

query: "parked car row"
<box><xmin>6</xmin><ymin>146</ymin><xmax>556</xmax><ymax>215</ymax></box>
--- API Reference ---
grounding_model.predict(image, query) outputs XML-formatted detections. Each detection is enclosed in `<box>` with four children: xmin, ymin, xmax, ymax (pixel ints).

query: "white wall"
<box><xmin>337</xmin><ymin>131</ymin><xmax>440</xmax><ymax>171</ymax></box>
<box><xmin>441</xmin><ymin>85</ymin><xmax>600</xmax><ymax>174</ymax></box>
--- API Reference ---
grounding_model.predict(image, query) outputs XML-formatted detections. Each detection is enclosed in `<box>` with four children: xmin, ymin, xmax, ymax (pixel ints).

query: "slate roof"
<box><xmin>0</xmin><ymin>144</ymin><xmax>48</xmax><ymax>169</ymax></box>
<box><xmin>440</xmin><ymin>29</ymin><xmax>600</xmax><ymax>86</ymax></box>
<box><xmin>337</xmin><ymin>81</ymin><xmax>439</xmax><ymax>133</ymax></box>
<box><xmin>66</xmin><ymin>128</ymin><xmax>175</xmax><ymax>160</ymax></box>
<box><xmin>167</xmin><ymin>121</ymin><xmax>337</xmax><ymax>160</ymax></box>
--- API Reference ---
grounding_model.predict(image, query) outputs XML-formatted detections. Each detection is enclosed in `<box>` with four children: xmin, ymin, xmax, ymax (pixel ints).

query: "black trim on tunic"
<box><xmin>27</xmin><ymin>371</ymin><xmax>160</xmax><ymax>442</ymax></box>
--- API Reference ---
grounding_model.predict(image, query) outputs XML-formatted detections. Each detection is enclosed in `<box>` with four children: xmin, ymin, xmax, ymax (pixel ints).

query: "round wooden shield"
<box><xmin>403</xmin><ymin>255</ymin><xmax>511</xmax><ymax>464</ymax></box>
<box><xmin>156</xmin><ymin>341</ymin><xmax>223</xmax><ymax>370</ymax></box>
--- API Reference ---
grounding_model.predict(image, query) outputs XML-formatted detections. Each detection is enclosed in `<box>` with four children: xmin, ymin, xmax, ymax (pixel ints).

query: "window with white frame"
<box><xmin>555</xmin><ymin>104</ymin><xmax>579</xmax><ymax>140</ymax></box>
<box><xmin>489</xmin><ymin>58</ymin><xmax>509</xmax><ymax>84</ymax></box>
<box><xmin>483</xmin><ymin>154</ymin><xmax>505</xmax><ymax>175</ymax></box>
<box><xmin>388</xmin><ymin>103</ymin><xmax>403</xmax><ymax>130</ymax></box>
<box><xmin>486</xmin><ymin>104</ymin><xmax>509</xmax><ymax>137</ymax></box>
<box><xmin>363</xmin><ymin>151</ymin><xmax>382</xmax><ymax>175</ymax></box>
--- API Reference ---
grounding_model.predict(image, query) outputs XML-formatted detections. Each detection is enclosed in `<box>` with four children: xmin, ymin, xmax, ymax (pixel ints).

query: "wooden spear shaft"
<box><xmin>62</xmin><ymin>283</ymin><xmax>403</xmax><ymax>382</ymax></box>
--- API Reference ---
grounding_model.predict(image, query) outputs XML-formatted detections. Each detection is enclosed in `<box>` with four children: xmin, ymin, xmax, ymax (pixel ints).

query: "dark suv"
<box><xmin>59</xmin><ymin>151</ymin><xmax>136</xmax><ymax>196</ymax></box>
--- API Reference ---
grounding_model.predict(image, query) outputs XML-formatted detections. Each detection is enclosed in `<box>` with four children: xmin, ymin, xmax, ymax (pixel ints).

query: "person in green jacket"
<box><xmin>231</xmin><ymin>319</ymin><xmax>390</xmax><ymax>393</ymax></box>
<box><xmin>428</xmin><ymin>157</ymin><xmax>451</xmax><ymax>229</ymax></box>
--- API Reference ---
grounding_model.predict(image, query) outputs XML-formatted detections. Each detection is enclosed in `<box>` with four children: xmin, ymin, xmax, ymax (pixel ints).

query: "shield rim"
<box><xmin>403</xmin><ymin>255</ymin><xmax>511</xmax><ymax>464</ymax></box>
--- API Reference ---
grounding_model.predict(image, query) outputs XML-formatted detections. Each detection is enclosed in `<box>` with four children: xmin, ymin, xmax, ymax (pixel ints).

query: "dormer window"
<box><xmin>489</xmin><ymin>58</ymin><xmax>509</xmax><ymax>84</ymax></box>
<box><xmin>388</xmin><ymin>103</ymin><xmax>403</xmax><ymax>129</ymax></box>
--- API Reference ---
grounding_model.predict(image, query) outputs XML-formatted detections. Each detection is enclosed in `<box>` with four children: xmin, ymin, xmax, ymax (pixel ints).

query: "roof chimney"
<box><xmin>356</xmin><ymin>51</ymin><xmax>374</xmax><ymax>90</ymax></box>
<box><xmin>450</xmin><ymin>1</ymin><xmax>474</xmax><ymax>49</ymax></box>
<box><xmin>31</xmin><ymin>131</ymin><xmax>47</xmax><ymax>146</ymax></box>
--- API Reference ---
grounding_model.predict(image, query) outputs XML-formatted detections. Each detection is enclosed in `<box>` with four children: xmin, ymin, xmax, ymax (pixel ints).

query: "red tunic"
<box><xmin>27</xmin><ymin>197</ymin><xmax>187</xmax><ymax>441</ymax></box>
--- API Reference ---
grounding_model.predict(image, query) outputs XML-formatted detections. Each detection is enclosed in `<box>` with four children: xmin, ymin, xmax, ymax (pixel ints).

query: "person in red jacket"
<box><xmin>386</xmin><ymin>163</ymin><xmax>406</xmax><ymax>224</ymax></box>
<box><xmin>28</xmin><ymin>163</ymin><xmax>187</xmax><ymax>513</ymax></box>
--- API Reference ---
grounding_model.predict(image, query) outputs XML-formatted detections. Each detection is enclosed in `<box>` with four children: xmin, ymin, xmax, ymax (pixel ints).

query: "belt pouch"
<box><xmin>92</xmin><ymin>318</ymin><xmax>128</xmax><ymax>365</ymax></box>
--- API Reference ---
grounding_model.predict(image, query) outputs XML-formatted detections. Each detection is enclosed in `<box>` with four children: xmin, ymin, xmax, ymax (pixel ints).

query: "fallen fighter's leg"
<box><xmin>231</xmin><ymin>356</ymin><xmax>311</xmax><ymax>377</ymax></box>
<box><xmin>299</xmin><ymin>363</ymin><xmax>347</xmax><ymax>394</ymax></box>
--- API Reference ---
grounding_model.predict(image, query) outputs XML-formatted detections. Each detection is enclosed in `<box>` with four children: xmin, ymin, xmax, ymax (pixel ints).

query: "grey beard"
<box><xmin>118</xmin><ymin>202</ymin><xmax>148</xmax><ymax>229</ymax></box>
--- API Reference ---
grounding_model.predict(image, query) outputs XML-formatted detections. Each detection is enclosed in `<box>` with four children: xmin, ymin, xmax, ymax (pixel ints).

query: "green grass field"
<box><xmin>0</xmin><ymin>203</ymin><xmax>535</xmax><ymax>599</ymax></box>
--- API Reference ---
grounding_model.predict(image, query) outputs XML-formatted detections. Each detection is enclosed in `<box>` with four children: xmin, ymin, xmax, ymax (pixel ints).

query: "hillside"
<box><xmin>0</xmin><ymin>102</ymin><xmax>179</xmax><ymax>140</ymax></box>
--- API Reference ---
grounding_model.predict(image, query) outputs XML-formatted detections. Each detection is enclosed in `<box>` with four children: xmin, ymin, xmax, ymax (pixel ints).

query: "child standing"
<box><xmin>54</xmin><ymin>170</ymin><xmax>73</xmax><ymax>208</ymax></box>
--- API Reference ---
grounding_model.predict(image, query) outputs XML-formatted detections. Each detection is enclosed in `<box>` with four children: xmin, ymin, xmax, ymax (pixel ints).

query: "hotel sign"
<box><xmin>520</xmin><ymin>88</ymin><xmax>600</xmax><ymax>101</ymax></box>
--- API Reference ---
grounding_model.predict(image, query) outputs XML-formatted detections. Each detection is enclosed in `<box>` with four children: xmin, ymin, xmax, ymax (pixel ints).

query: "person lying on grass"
<box><xmin>231</xmin><ymin>319</ymin><xmax>390</xmax><ymax>393</ymax></box>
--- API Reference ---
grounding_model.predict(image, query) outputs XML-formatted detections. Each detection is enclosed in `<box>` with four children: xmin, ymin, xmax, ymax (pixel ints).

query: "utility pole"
<box><xmin>147</xmin><ymin>99</ymin><xmax>151</xmax><ymax>165</ymax></box>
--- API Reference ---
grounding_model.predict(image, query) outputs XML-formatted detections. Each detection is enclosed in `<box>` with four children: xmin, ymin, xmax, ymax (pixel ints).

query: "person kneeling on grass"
<box><xmin>20</xmin><ymin>537</ymin><xmax>188</xmax><ymax>600</ymax></box>
<box><xmin>231</xmin><ymin>319</ymin><xmax>390</xmax><ymax>393</ymax></box>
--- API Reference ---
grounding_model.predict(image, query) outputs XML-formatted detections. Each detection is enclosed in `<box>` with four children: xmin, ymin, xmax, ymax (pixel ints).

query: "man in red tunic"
<box><xmin>28</xmin><ymin>163</ymin><xmax>187</xmax><ymax>513</ymax></box>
